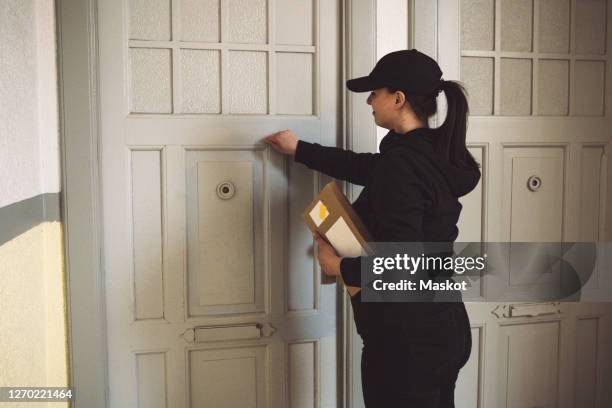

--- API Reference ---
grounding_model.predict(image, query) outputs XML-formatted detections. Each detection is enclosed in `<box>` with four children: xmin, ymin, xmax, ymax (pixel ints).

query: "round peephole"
<box><xmin>216</xmin><ymin>181</ymin><xmax>236</xmax><ymax>199</ymax></box>
<box><xmin>527</xmin><ymin>175</ymin><xmax>541</xmax><ymax>192</ymax></box>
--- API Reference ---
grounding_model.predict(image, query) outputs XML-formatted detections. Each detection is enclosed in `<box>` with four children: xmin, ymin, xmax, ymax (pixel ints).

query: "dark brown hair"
<box><xmin>388</xmin><ymin>81</ymin><xmax>480</xmax><ymax>170</ymax></box>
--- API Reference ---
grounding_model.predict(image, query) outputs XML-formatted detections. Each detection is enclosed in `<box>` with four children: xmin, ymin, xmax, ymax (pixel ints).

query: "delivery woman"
<box><xmin>264</xmin><ymin>49</ymin><xmax>480</xmax><ymax>407</ymax></box>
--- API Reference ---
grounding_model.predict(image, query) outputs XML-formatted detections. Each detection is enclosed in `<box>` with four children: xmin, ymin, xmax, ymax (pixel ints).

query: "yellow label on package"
<box><xmin>309</xmin><ymin>200</ymin><xmax>329</xmax><ymax>227</ymax></box>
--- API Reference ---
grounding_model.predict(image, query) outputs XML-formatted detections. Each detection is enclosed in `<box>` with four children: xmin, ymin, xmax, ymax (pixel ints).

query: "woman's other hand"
<box><xmin>263</xmin><ymin>129</ymin><xmax>299</xmax><ymax>159</ymax></box>
<box><xmin>312</xmin><ymin>231</ymin><xmax>342</xmax><ymax>276</ymax></box>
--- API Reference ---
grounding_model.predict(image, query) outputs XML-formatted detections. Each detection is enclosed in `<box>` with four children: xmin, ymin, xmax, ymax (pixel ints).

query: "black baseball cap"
<box><xmin>346</xmin><ymin>49</ymin><xmax>443</xmax><ymax>95</ymax></box>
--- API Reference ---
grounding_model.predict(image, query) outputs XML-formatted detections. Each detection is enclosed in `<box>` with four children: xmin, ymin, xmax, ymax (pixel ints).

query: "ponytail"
<box><xmin>437</xmin><ymin>80</ymin><xmax>479</xmax><ymax>170</ymax></box>
<box><xmin>388</xmin><ymin>80</ymin><xmax>480</xmax><ymax>171</ymax></box>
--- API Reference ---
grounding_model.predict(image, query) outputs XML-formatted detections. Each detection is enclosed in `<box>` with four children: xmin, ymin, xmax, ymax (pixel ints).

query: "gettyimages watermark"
<box><xmin>359</xmin><ymin>241</ymin><xmax>612</xmax><ymax>303</ymax></box>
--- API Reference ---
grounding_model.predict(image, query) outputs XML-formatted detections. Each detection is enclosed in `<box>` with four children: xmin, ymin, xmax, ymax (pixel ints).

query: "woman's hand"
<box><xmin>312</xmin><ymin>231</ymin><xmax>342</xmax><ymax>277</ymax></box>
<box><xmin>263</xmin><ymin>129</ymin><xmax>299</xmax><ymax>159</ymax></box>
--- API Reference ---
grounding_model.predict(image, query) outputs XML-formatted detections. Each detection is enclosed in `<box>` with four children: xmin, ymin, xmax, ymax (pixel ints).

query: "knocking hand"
<box><xmin>262</xmin><ymin>129</ymin><xmax>299</xmax><ymax>159</ymax></box>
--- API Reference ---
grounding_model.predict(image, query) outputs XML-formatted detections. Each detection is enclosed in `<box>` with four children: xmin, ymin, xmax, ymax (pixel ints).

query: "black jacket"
<box><xmin>294</xmin><ymin>127</ymin><xmax>481</xmax><ymax>339</ymax></box>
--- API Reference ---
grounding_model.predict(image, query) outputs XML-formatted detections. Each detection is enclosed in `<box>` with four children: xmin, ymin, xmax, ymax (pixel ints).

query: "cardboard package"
<box><xmin>302</xmin><ymin>181</ymin><xmax>374</xmax><ymax>297</ymax></box>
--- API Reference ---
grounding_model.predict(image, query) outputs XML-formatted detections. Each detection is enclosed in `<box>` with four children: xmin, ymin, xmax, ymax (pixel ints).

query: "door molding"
<box><xmin>342</xmin><ymin>0</ymin><xmax>377</xmax><ymax>407</ymax></box>
<box><xmin>57</xmin><ymin>0</ymin><xmax>108</xmax><ymax>407</ymax></box>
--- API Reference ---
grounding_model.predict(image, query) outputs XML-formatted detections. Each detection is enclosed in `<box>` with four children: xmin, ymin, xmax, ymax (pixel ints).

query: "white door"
<box><xmin>432</xmin><ymin>0</ymin><xmax>612</xmax><ymax>407</ymax></box>
<box><xmin>98</xmin><ymin>1</ymin><xmax>342</xmax><ymax>407</ymax></box>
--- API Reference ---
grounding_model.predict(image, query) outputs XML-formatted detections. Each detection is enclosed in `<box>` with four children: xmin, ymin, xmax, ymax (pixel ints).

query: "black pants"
<box><xmin>359</xmin><ymin>303</ymin><xmax>472</xmax><ymax>407</ymax></box>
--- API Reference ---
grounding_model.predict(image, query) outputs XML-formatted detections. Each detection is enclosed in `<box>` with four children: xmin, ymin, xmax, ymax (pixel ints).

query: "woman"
<box><xmin>264</xmin><ymin>49</ymin><xmax>480</xmax><ymax>407</ymax></box>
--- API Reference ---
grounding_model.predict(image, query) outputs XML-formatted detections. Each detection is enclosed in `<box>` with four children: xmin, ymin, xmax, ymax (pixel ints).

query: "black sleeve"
<box><xmin>340</xmin><ymin>257</ymin><xmax>362</xmax><ymax>287</ymax></box>
<box><xmin>294</xmin><ymin>140</ymin><xmax>381</xmax><ymax>186</ymax></box>
<box><xmin>339</xmin><ymin>156</ymin><xmax>429</xmax><ymax>287</ymax></box>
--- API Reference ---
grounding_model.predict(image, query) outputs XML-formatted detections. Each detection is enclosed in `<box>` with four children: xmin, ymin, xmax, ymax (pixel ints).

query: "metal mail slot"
<box><xmin>509</xmin><ymin>303</ymin><xmax>560</xmax><ymax>318</ymax></box>
<box><xmin>195</xmin><ymin>324</ymin><xmax>260</xmax><ymax>342</ymax></box>
<box><xmin>182</xmin><ymin>323</ymin><xmax>276</xmax><ymax>343</ymax></box>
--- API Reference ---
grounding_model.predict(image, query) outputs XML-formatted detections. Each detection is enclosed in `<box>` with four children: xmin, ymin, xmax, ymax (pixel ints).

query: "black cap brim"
<box><xmin>346</xmin><ymin>75</ymin><xmax>382</xmax><ymax>92</ymax></box>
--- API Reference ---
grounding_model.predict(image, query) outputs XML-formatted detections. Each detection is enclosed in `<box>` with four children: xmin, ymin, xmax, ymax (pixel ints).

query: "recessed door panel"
<box><xmin>188</xmin><ymin>346</ymin><xmax>267</xmax><ymax>408</ymax></box>
<box><xmin>186</xmin><ymin>149</ymin><xmax>265</xmax><ymax>316</ymax></box>
<box><xmin>130</xmin><ymin>149</ymin><xmax>165</xmax><ymax>321</ymax></box>
<box><xmin>500</xmin><ymin>321</ymin><xmax>560</xmax><ymax>408</ymax></box>
<box><xmin>575</xmin><ymin>318</ymin><xmax>600</xmax><ymax>408</ymax></box>
<box><xmin>504</xmin><ymin>148</ymin><xmax>564</xmax><ymax>242</ymax></box>
<box><xmin>135</xmin><ymin>352</ymin><xmax>168</xmax><ymax>408</ymax></box>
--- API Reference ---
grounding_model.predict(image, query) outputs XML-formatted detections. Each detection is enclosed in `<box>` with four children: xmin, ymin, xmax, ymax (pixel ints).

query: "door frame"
<box><xmin>58</xmin><ymin>0</ymin><xmax>376</xmax><ymax>407</ymax></box>
<box><xmin>58</xmin><ymin>0</ymin><xmax>108</xmax><ymax>407</ymax></box>
<box><xmin>342</xmin><ymin>1</ymin><xmax>377</xmax><ymax>407</ymax></box>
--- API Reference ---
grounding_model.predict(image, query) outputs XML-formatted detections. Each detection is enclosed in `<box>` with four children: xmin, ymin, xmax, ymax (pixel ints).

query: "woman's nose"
<box><xmin>366</xmin><ymin>95</ymin><xmax>372</xmax><ymax>105</ymax></box>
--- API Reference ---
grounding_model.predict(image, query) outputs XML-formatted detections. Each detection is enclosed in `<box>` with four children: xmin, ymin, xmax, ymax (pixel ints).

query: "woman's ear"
<box><xmin>394</xmin><ymin>91</ymin><xmax>406</xmax><ymax>108</ymax></box>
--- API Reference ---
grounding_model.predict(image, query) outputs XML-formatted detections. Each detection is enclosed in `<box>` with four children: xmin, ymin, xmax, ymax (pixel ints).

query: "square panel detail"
<box><xmin>276</xmin><ymin>53</ymin><xmax>313</xmax><ymax>115</ymax></box>
<box><xmin>575</xmin><ymin>0</ymin><xmax>607</xmax><ymax>54</ymax></box>
<box><xmin>501</xmin><ymin>322</ymin><xmax>560</xmax><ymax>407</ymax></box>
<box><xmin>130</xmin><ymin>150</ymin><xmax>164</xmax><ymax>320</ymax></box>
<box><xmin>276</xmin><ymin>0</ymin><xmax>314</xmax><ymax>45</ymax></box>
<box><xmin>228</xmin><ymin>51</ymin><xmax>268</xmax><ymax>114</ymax></box>
<box><xmin>579</xmin><ymin>147</ymin><xmax>605</xmax><ymax>242</ymax></box>
<box><xmin>128</xmin><ymin>0</ymin><xmax>171</xmax><ymax>40</ymax></box>
<box><xmin>227</xmin><ymin>0</ymin><xmax>267</xmax><ymax>44</ymax></box>
<box><xmin>197</xmin><ymin>160</ymin><xmax>255</xmax><ymax>306</ymax></box>
<box><xmin>189</xmin><ymin>347</ymin><xmax>266</xmax><ymax>408</ymax></box>
<box><xmin>461</xmin><ymin>0</ymin><xmax>495</xmax><ymax>51</ymax></box>
<box><xmin>505</xmin><ymin>149</ymin><xmax>564</xmax><ymax>242</ymax></box>
<box><xmin>501</xmin><ymin>0</ymin><xmax>533</xmax><ymax>52</ymax></box>
<box><xmin>538</xmin><ymin>0</ymin><xmax>570</xmax><ymax>53</ymax></box>
<box><xmin>135</xmin><ymin>352</ymin><xmax>168</xmax><ymax>408</ymax></box>
<box><xmin>185</xmin><ymin>149</ymin><xmax>266</xmax><ymax>317</ymax></box>
<box><xmin>574</xmin><ymin>60</ymin><xmax>605</xmax><ymax>116</ymax></box>
<box><xmin>129</xmin><ymin>48</ymin><xmax>173</xmax><ymax>113</ymax></box>
<box><xmin>289</xmin><ymin>342</ymin><xmax>316</xmax><ymax>407</ymax></box>
<box><xmin>461</xmin><ymin>57</ymin><xmax>494</xmax><ymax>115</ymax></box>
<box><xmin>180</xmin><ymin>0</ymin><xmax>220</xmax><ymax>42</ymax></box>
<box><xmin>179</xmin><ymin>49</ymin><xmax>221</xmax><ymax>113</ymax></box>
<box><xmin>575</xmin><ymin>318</ymin><xmax>600</xmax><ymax>407</ymax></box>
<box><xmin>500</xmin><ymin>58</ymin><xmax>532</xmax><ymax>116</ymax></box>
<box><xmin>537</xmin><ymin>60</ymin><xmax>569</xmax><ymax>116</ymax></box>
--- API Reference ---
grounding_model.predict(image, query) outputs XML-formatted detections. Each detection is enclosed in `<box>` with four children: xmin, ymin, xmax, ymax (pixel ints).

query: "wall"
<box><xmin>0</xmin><ymin>0</ymin><xmax>69</xmax><ymax>406</ymax></box>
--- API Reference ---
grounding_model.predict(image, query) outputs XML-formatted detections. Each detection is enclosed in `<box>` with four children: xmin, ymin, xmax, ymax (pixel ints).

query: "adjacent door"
<box><xmin>433</xmin><ymin>0</ymin><xmax>612</xmax><ymax>407</ymax></box>
<box><xmin>98</xmin><ymin>1</ymin><xmax>342</xmax><ymax>406</ymax></box>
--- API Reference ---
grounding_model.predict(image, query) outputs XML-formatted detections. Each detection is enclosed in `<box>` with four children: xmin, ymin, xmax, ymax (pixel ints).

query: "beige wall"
<box><xmin>0</xmin><ymin>223</ymin><xmax>68</xmax><ymax>407</ymax></box>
